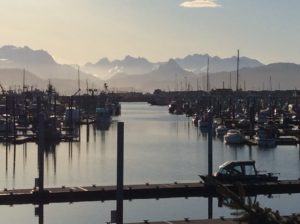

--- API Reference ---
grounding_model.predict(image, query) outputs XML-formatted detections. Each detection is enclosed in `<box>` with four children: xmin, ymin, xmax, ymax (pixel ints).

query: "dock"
<box><xmin>127</xmin><ymin>219</ymin><xmax>237</xmax><ymax>224</ymax></box>
<box><xmin>1</xmin><ymin>180</ymin><xmax>300</xmax><ymax>205</ymax></box>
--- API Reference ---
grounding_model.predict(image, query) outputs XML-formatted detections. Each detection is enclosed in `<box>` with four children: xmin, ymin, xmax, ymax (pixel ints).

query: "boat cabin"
<box><xmin>210</xmin><ymin>160</ymin><xmax>278</xmax><ymax>183</ymax></box>
<box><xmin>215</xmin><ymin>160</ymin><xmax>257</xmax><ymax>177</ymax></box>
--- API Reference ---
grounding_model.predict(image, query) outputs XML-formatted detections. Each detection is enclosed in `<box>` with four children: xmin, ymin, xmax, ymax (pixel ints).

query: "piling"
<box><xmin>13</xmin><ymin>95</ymin><xmax>16</xmax><ymax>140</ymax></box>
<box><xmin>208</xmin><ymin>113</ymin><xmax>213</xmax><ymax>219</ymax></box>
<box><xmin>86</xmin><ymin>117</ymin><xmax>90</xmax><ymax>142</ymax></box>
<box><xmin>208</xmin><ymin>113</ymin><xmax>213</xmax><ymax>176</ymax></box>
<box><xmin>116</xmin><ymin>122</ymin><xmax>124</xmax><ymax>224</ymax></box>
<box><xmin>35</xmin><ymin>203</ymin><xmax>44</xmax><ymax>224</ymax></box>
<box><xmin>208</xmin><ymin>196</ymin><xmax>213</xmax><ymax>219</ymax></box>
<box><xmin>5</xmin><ymin>95</ymin><xmax>8</xmax><ymax>143</ymax></box>
<box><xmin>38</xmin><ymin>112</ymin><xmax>45</xmax><ymax>192</ymax></box>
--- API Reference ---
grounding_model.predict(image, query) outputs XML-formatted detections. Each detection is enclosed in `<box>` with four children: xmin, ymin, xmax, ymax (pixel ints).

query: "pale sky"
<box><xmin>0</xmin><ymin>0</ymin><xmax>299</xmax><ymax>65</ymax></box>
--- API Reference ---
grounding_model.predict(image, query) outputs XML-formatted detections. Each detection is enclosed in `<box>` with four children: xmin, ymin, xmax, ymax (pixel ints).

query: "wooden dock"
<box><xmin>127</xmin><ymin>219</ymin><xmax>237</xmax><ymax>224</ymax></box>
<box><xmin>1</xmin><ymin>180</ymin><xmax>300</xmax><ymax>205</ymax></box>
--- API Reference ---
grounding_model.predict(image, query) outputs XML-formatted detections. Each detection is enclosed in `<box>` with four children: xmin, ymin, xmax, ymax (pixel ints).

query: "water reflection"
<box><xmin>9</xmin><ymin>193</ymin><xmax>300</xmax><ymax>224</ymax></box>
<box><xmin>14</xmin><ymin>197</ymin><xmax>219</xmax><ymax>224</ymax></box>
<box><xmin>35</xmin><ymin>203</ymin><xmax>44</xmax><ymax>224</ymax></box>
<box><xmin>45</xmin><ymin>144</ymin><xmax>57</xmax><ymax>178</ymax></box>
<box><xmin>208</xmin><ymin>197</ymin><xmax>213</xmax><ymax>219</ymax></box>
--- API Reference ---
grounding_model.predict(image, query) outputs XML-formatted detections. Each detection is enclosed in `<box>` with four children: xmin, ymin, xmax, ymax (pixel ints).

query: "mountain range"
<box><xmin>83</xmin><ymin>53</ymin><xmax>263</xmax><ymax>79</ymax></box>
<box><xmin>84</xmin><ymin>55</ymin><xmax>155</xmax><ymax>79</ymax></box>
<box><xmin>0</xmin><ymin>45</ymin><xmax>299</xmax><ymax>93</ymax></box>
<box><xmin>0</xmin><ymin>45</ymin><xmax>101</xmax><ymax>82</ymax></box>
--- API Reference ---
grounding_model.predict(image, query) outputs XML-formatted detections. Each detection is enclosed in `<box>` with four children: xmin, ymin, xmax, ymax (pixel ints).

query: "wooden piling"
<box><xmin>38</xmin><ymin>112</ymin><xmax>45</xmax><ymax>192</ymax></box>
<box><xmin>117</xmin><ymin>122</ymin><xmax>124</xmax><ymax>224</ymax></box>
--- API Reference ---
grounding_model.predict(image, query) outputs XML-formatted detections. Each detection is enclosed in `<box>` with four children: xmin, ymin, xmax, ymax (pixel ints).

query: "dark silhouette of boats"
<box><xmin>95</xmin><ymin>107</ymin><xmax>111</xmax><ymax>130</ymax></box>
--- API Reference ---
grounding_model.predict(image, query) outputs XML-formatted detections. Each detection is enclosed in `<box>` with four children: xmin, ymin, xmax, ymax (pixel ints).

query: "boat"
<box><xmin>44</xmin><ymin>116</ymin><xmax>61</xmax><ymax>143</ymax></box>
<box><xmin>224</xmin><ymin>129</ymin><xmax>246</xmax><ymax>144</ymax></box>
<box><xmin>256</xmin><ymin>109</ymin><xmax>270</xmax><ymax>124</ymax></box>
<box><xmin>95</xmin><ymin>107</ymin><xmax>112</xmax><ymax>130</ymax></box>
<box><xmin>237</xmin><ymin>118</ymin><xmax>251</xmax><ymax>129</ymax></box>
<box><xmin>198</xmin><ymin>117</ymin><xmax>209</xmax><ymax>129</ymax></box>
<box><xmin>0</xmin><ymin>115</ymin><xmax>15</xmax><ymax>136</ymax></box>
<box><xmin>215</xmin><ymin>125</ymin><xmax>228</xmax><ymax>136</ymax></box>
<box><xmin>254</xmin><ymin>129</ymin><xmax>276</xmax><ymax>148</ymax></box>
<box><xmin>191</xmin><ymin>113</ymin><xmax>200</xmax><ymax>126</ymax></box>
<box><xmin>168</xmin><ymin>101</ymin><xmax>184</xmax><ymax>115</ymax></box>
<box><xmin>106</xmin><ymin>102</ymin><xmax>121</xmax><ymax>116</ymax></box>
<box><xmin>198</xmin><ymin>113</ymin><xmax>211</xmax><ymax>130</ymax></box>
<box><xmin>64</xmin><ymin>107</ymin><xmax>80</xmax><ymax>124</ymax></box>
<box><xmin>200</xmin><ymin>160</ymin><xmax>278</xmax><ymax>183</ymax></box>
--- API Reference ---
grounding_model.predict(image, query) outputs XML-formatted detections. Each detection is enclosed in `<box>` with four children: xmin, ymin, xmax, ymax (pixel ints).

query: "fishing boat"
<box><xmin>0</xmin><ymin>115</ymin><xmax>15</xmax><ymax>136</ymax></box>
<box><xmin>95</xmin><ymin>107</ymin><xmax>112</xmax><ymax>130</ymax></box>
<box><xmin>224</xmin><ymin>129</ymin><xmax>246</xmax><ymax>144</ymax></box>
<box><xmin>215</xmin><ymin>125</ymin><xmax>228</xmax><ymax>136</ymax></box>
<box><xmin>64</xmin><ymin>107</ymin><xmax>80</xmax><ymax>124</ymax></box>
<box><xmin>254</xmin><ymin>128</ymin><xmax>277</xmax><ymax>148</ymax></box>
<box><xmin>198</xmin><ymin>116</ymin><xmax>209</xmax><ymax>129</ymax></box>
<box><xmin>256</xmin><ymin>109</ymin><xmax>270</xmax><ymax>124</ymax></box>
<box><xmin>191</xmin><ymin>113</ymin><xmax>200</xmax><ymax>126</ymax></box>
<box><xmin>200</xmin><ymin>160</ymin><xmax>278</xmax><ymax>183</ymax></box>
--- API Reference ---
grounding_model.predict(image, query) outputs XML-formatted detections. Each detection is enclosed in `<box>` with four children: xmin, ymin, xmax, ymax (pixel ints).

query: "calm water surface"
<box><xmin>1</xmin><ymin>102</ymin><xmax>300</xmax><ymax>223</ymax></box>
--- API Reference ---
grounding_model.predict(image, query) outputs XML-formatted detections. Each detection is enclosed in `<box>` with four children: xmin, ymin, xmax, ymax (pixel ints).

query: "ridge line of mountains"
<box><xmin>0</xmin><ymin>45</ymin><xmax>299</xmax><ymax>94</ymax></box>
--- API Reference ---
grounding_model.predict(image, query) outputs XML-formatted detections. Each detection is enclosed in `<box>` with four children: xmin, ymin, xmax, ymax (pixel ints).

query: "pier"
<box><xmin>128</xmin><ymin>219</ymin><xmax>237</xmax><ymax>224</ymax></box>
<box><xmin>1</xmin><ymin>180</ymin><xmax>300</xmax><ymax>205</ymax></box>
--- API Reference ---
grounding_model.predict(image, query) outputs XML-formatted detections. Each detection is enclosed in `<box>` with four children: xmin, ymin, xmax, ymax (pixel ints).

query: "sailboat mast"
<box><xmin>23</xmin><ymin>68</ymin><xmax>25</xmax><ymax>92</ymax></box>
<box><xmin>229</xmin><ymin>72</ymin><xmax>232</xmax><ymax>89</ymax></box>
<box><xmin>86</xmin><ymin>79</ymin><xmax>89</xmax><ymax>94</ymax></box>
<box><xmin>77</xmin><ymin>66</ymin><xmax>80</xmax><ymax>92</ymax></box>
<box><xmin>236</xmin><ymin>50</ymin><xmax>240</xmax><ymax>91</ymax></box>
<box><xmin>207</xmin><ymin>56</ymin><xmax>210</xmax><ymax>92</ymax></box>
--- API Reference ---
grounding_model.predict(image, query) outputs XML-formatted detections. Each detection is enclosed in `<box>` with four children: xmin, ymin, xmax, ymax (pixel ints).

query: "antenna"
<box><xmin>236</xmin><ymin>50</ymin><xmax>239</xmax><ymax>91</ymax></box>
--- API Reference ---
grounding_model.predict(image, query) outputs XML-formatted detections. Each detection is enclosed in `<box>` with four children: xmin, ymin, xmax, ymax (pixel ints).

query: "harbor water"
<box><xmin>1</xmin><ymin>102</ymin><xmax>300</xmax><ymax>223</ymax></box>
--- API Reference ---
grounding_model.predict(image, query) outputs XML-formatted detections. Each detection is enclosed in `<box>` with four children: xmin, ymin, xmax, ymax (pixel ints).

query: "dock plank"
<box><xmin>127</xmin><ymin>219</ymin><xmax>238</xmax><ymax>224</ymax></box>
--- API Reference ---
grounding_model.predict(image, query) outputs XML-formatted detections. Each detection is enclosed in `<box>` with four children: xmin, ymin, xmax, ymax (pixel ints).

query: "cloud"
<box><xmin>180</xmin><ymin>0</ymin><xmax>221</xmax><ymax>8</ymax></box>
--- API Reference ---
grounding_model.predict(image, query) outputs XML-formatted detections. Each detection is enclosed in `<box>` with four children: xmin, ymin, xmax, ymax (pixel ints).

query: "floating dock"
<box><xmin>1</xmin><ymin>180</ymin><xmax>300</xmax><ymax>205</ymax></box>
<box><xmin>127</xmin><ymin>219</ymin><xmax>237</xmax><ymax>224</ymax></box>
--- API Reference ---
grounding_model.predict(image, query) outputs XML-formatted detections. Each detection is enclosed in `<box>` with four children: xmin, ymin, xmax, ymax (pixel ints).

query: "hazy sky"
<box><xmin>1</xmin><ymin>0</ymin><xmax>299</xmax><ymax>65</ymax></box>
